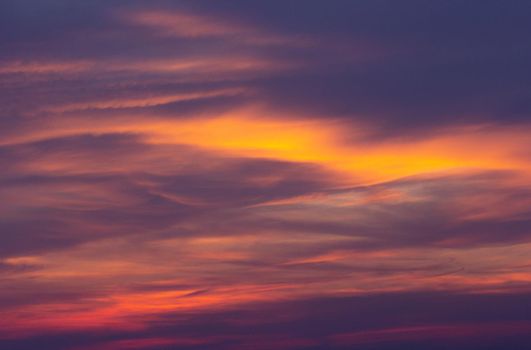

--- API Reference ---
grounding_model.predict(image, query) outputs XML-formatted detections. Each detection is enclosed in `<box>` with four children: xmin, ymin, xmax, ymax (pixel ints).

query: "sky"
<box><xmin>1</xmin><ymin>1</ymin><xmax>531</xmax><ymax>349</ymax></box>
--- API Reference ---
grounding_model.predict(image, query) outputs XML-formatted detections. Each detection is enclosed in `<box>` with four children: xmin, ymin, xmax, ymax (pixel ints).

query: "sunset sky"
<box><xmin>1</xmin><ymin>1</ymin><xmax>531</xmax><ymax>349</ymax></box>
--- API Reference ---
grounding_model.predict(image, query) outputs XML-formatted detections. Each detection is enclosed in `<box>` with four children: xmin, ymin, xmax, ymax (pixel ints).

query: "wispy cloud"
<box><xmin>1</xmin><ymin>1</ymin><xmax>531</xmax><ymax>350</ymax></box>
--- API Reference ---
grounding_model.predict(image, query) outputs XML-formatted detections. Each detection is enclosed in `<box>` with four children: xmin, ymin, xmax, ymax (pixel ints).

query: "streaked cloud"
<box><xmin>1</xmin><ymin>1</ymin><xmax>531</xmax><ymax>349</ymax></box>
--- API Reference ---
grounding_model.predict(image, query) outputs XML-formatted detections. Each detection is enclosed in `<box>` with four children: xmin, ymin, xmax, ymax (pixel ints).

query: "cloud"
<box><xmin>3</xmin><ymin>291</ymin><xmax>531</xmax><ymax>350</ymax></box>
<box><xmin>1</xmin><ymin>1</ymin><xmax>531</xmax><ymax>349</ymax></box>
<box><xmin>245</xmin><ymin>171</ymin><xmax>531</xmax><ymax>248</ymax></box>
<box><xmin>0</xmin><ymin>132</ymin><xmax>336</xmax><ymax>258</ymax></box>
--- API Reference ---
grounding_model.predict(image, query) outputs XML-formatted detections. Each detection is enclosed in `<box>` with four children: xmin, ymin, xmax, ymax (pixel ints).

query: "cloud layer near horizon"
<box><xmin>1</xmin><ymin>1</ymin><xmax>531</xmax><ymax>349</ymax></box>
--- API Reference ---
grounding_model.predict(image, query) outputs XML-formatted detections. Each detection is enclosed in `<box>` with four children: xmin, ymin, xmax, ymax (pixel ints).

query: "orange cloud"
<box><xmin>120</xmin><ymin>9</ymin><xmax>308</xmax><ymax>46</ymax></box>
